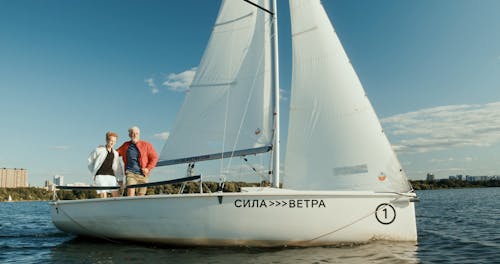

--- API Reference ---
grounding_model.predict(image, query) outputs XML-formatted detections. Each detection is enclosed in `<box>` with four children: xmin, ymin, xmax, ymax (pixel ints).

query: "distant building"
<box><xmin>448</xmin><ymin>174</ymin><xmax>500</xmax><ymax>182</ymax></box>
<box><xmin>0</xmin><ymin>168</ymin><xmax>28</xmax><ymax>188</ymax></box>
<box><xmin>476</xmin><ymin>176</ymin><xmax>490</xmax><ymax>181</ymax></box>
<box><xmin>449</xmin><ymin>175</ymin><xmax>464</xmax><ymax>181</ymax></box>
<box><xmin>426</xmin><ymin>173</ymin><xmax>435</xmax><ymax>182</ymax></box>
<box><xmin>44</xmin><ymin>179</ymin><xmax>88</xmax><ymax>191</ymax></box>
<box><xmin>466</xmin><ymin>175</ymin><xmax>491</xmax><ymax>182</ymax></box>
<box><xmin>44</xmin><ymin>180</ymin><xmax>55</xmax><ymax>192</ymax></box>
<box><xmin>53</xmin><ymin>175</ymin><xmax>64</xmax><ymax>186</ymax></box>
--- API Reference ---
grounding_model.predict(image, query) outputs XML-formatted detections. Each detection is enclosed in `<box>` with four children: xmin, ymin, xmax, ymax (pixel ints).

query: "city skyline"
<box><xmin>1</xmin><ymin>0</ymin><xmax>500</xmax><ymax>186</ymax></box>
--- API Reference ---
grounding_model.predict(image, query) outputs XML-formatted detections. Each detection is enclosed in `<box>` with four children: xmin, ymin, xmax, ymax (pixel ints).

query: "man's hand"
<box><xmin>142</xmin><ymin>168</ymin><xmax>150</xmax><ymax>176</ymax></box>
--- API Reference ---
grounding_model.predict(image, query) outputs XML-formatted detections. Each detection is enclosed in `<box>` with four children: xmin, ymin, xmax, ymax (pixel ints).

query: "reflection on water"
<box><xmin>50</xmin><ymin>237</ymin><xmax>419</xmax><ymax>264</ymax></box>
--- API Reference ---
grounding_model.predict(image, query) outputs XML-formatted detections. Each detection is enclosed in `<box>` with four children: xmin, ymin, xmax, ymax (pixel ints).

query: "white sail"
<box><xmin>285</xmin><ymin>0</ymin><xmax>411</xmax><ymax>192</ymax></box>
<box><xmin>160</xmin><ymin>0</ymin><xmax>272</xmax><ymax>162</ymax></box>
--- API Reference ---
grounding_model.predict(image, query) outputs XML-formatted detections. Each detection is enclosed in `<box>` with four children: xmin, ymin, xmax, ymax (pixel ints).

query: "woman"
<box><xmin>88</xmin><ymin>131</ymin><xmax>124</xmax><ymax>198</ymax></box>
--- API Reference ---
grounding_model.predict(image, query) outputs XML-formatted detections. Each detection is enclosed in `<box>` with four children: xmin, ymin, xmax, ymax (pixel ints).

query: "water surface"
<box><xmin>1</xmin><ymin>188</ymin><xmax>498</xmax><ymax>263</ymax></box>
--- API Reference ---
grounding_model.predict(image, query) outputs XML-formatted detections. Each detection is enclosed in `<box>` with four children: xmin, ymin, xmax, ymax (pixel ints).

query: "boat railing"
<box><xmin>53</xmin><ymin>175</ymin><xmax>202</xmax><ymax>200</ymax></box>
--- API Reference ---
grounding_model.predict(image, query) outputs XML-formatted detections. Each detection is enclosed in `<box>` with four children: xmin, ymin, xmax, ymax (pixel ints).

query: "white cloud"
<box><xmin>400</xmin><ymin>160</ymin><xmax>412</xmax><ymax>166</ymax></box>
<box><xmin>429</xmin><ymin>157</ymin><xmax>454</xmax><ymax>163</ymax></box>
<box><xmin>163</xmin><ymin>67</ymin><xmax>197</xmax><ymax>92</ymax></box>
<box><xmin>382</xmin><ymin>102</ymin><xmax>500</xmax><ymax>153</ymax></box>
<box><xmin>145</xmin><ymin>78</ymin><xmax>159</xmax><ymax>94</ymax></box>
<box><xmin>154</xmin><ymin>132</ymin><xmax>170</xmax><ymax>140</ymax></box>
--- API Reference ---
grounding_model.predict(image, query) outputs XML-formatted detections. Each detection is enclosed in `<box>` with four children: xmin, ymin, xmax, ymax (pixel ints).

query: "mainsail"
<box><xmin>160</xmin><ymin>0</ymin><xmax>273</xmax><ymax>163</ymax></box>
<box><xmin>284</xmin><ymin>0</ymin><xmax>411</xmax><ymax>192</ymax></box>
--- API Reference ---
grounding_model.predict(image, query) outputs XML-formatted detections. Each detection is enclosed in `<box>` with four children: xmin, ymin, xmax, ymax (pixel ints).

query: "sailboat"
<box><xmin>8</xmin><ymin>195</ymin><xmax>12</xmax><ymax>202</ymax></box>
<box><xmin>50</xmin><ymin>0</ymin><xmax>417</xmax><ymax>246</ymax></box>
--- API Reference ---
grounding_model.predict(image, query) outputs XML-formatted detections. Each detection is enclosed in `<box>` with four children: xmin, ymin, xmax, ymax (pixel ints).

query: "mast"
<box><xmin>271</xmin><ymin>0</ymin><xmax>280</xmax><ymax>188</ymax></box>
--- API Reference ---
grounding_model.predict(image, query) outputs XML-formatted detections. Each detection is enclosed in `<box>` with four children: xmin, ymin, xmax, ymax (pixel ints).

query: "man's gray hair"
<box><xmin>128</xmin><ymin>126</ymin><xmax>140</xmax><ymax>133</ymax></box>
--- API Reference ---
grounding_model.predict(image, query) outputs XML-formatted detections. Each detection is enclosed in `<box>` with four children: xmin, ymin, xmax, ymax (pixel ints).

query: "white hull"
<box><xmin>50</xmin><ymin>188</ymin><xmax>417</xmax><ymax>247</ymax></box>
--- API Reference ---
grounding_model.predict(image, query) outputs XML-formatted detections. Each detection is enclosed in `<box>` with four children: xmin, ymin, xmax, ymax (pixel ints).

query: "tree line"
<box><xmin>1</xmin><ymin>180</ymin><xmax>499</xmax><ymax>201</ymax></box>
<box><xmin>0</xmin><ymin>182</ymin><xmax>259</xmax><ymax>201</ymax></box>
<box><xmin>410</xmin><ymin>179</ymin><xmax>500</xmax><ymax>190</ymax></box>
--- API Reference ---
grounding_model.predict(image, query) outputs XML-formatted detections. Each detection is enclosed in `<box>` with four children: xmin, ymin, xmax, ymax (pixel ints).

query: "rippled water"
<box><xmin>415</xmin><ymin>188</ymin><xmax>500</xmax><ymax>263</ymax></box>
<box><xmin>0</xmin><ymin>188</ymin><xmax>498</xmax><ymax>263</ymax></box>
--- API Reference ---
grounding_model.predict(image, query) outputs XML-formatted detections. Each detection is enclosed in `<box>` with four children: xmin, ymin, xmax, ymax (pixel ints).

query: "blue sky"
<box><xmin>1</xmin><ymin>0</ymin><xmax>500</xmax><ymax>186</ymax></box>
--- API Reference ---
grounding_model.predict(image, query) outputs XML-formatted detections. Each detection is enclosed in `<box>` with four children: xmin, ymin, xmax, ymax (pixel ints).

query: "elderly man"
<box><xmin>117</xmin><ymin>126</ymin><xmax>158</xmax><ymax>196</ymax></box>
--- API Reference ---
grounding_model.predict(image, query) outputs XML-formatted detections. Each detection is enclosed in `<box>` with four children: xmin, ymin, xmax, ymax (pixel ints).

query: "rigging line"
<box><xmin>243</xmin><ymin>0</ymin><xmax>273</xmax><ymax>15</ymax></box>
<box><xmin>55</xmin><ymin>202</ymin><xmax>122</xmax><ymax>244</ymax></box>
<box><xmin>218</xmin><ymin>15</ymin><xmax>240</xmax><ymax>186</ymax></box>
<box><xmin>290</xmin><ymin>196</ymin><xmax>407</xmax><ymax>246</ymax></box>
<box><xmin>302</xmin><ymin>208</ymin><xmax>380</xmax><ymax>244</ymax></box>
<box><xmin>240</xmin><ymin>157</ymin><xmax>268</xmax><ymax>181</ymax></box>
<box><xmin>218</xmin><ymin>81</ymin><xmax>231</xmax><ymax>186</ymax></box>
<box><xmin>218</xmin><ymin>3</ymin><xmax>265</xmax><ymax>186</ymax></box>
<box><xmin>222</xmin><ymin>14</ymin><xmax>274</xmax><ymax>179</ymax></box>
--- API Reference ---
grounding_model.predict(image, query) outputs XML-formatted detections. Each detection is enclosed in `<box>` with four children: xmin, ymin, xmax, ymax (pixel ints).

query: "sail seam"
<box><xmin>291</xmin><ymin>26</ymin><xmax>318</xmax><ymax>37</ymax></box>
<box><xmin>190</xmin><ymin>81</ymin><xmax>236</xmax><ymax>88</ymax></box>
<box><xmin>214</xmin><ymin>12</ymin><xmax>254</xmax><ymax>27</ymax></box>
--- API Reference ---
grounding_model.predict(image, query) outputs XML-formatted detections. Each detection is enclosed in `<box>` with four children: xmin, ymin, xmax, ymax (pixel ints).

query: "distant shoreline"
<box><xmin>1</xmin><ymin>180</ymin><xmax>499</xmax><ymax>201</ymax></box>
<box><xmin>410</xmin><ymin>179</ymin><xmax>500</xmax><ymax>190</ymax></box>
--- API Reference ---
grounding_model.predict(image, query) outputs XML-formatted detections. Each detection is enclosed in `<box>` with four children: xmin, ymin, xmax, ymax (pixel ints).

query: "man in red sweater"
<box><xmin>117</xmin><ymin>126</ymin><xmax>158</xmax><ymax>196</ymax></box>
